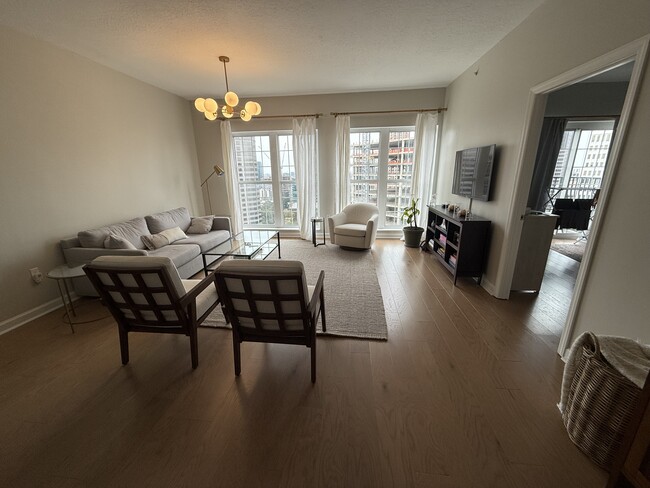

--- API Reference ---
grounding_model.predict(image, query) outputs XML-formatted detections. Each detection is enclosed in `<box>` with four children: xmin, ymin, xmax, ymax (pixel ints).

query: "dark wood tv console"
<box><xmin>424</xmin><ymin>205</ymin><xmax>490</xmax><ymax>285</ymax></box>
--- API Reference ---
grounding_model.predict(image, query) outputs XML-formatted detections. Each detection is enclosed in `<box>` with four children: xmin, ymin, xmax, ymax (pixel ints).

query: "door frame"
<box><xmin>497</xmin><ymin>35</ymin><xmax>649</xmax><ymax>356</ymax></box>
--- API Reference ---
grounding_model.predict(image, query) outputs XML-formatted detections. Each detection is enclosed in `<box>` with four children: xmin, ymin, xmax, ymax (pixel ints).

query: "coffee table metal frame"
<box><xmin>201</xmin><ymin>229</ymin><xmax>281</xmax><ymax>276</ymax></box>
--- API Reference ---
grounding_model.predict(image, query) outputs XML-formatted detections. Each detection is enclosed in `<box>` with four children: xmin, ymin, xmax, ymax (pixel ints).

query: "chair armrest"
<box><xmin>365</xmin><ymin>214</ymin><xmax>379</xmax><ymax>243</ymax></box>
<box><xmin>212</xmin><ymin>216</ymin><xmax>232</xmax><ymax>233</ymax></box>
<box><xmin>179</xmin><ymin>271</ymin><xmax>218</xmax><ymax>308</ymax></box>
<box><xmin>308</xmin><ymin>270</ymin><xmax>325</xmax><ymax>320</ymax></box>
<box><xmin>327</xmin><ymin>212</ymin><xmax>346</xmax><ymax>244</ymax></box>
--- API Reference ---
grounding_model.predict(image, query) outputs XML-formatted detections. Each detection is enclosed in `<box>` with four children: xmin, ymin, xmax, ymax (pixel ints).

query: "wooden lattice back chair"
<box><xmin>214</xmin><ymin>260</ymin><xmax>326</xmax><ymax>383</ymax></box>
<box><xmin>84</xmin><ymin>256</ymin><xmax>220</xmax><ymax>369</ymax></box>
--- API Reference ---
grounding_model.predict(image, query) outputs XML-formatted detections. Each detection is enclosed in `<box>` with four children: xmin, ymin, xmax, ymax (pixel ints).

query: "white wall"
<box><xmin>190</xmin><ymin>89</ymin><xmax>446</xmax><ymax>221</ymax></box>
<box><xmin>438</xmin><ymin>0</ymin><xmax>650</xmax><ymax>343</ymax></box>
<box><xmin>0</xmin><ymin>26</ymin><xmax>202</xmax><ymax>325</ymax></box>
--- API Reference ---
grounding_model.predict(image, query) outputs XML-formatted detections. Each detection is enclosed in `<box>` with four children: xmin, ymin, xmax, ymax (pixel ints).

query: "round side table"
<box><xmin>47</xmin><ymin>264</ymin><xmax>87</xmax><ymax>333</ymax></box>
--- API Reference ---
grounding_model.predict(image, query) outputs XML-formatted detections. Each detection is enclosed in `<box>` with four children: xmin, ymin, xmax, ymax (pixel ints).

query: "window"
<box><xmin>546</xmin><ymin>121</ymin><xmax>614</xmax><ymax>212</ymax></box>
<box><xmin>349</xmin><ymin>128</ymin><xmax>415</xmax><ymax>228</ymax></box>
<box><xmin>233</xmin><ymin>132</ymin><xmax>299</xmax><ymax>228</ymax></box>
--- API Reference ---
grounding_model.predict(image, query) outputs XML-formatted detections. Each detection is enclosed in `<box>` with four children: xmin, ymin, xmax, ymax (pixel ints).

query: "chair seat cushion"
<box><xmin>182</xmin><ymin>280</ymin><xmax>219</xmax><ymax>318</ymax></box>
<box><xmin>334</xmin><ymin>223</ymin><xmax>367</xmax><ymax>237</ymax></box>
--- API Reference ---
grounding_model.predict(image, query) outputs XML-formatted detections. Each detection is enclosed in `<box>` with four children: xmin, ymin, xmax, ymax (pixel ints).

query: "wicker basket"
<box><xmin>562</xmin><ymin>332</ymin><xmax>642</xmax><ymax>469</ymax></box>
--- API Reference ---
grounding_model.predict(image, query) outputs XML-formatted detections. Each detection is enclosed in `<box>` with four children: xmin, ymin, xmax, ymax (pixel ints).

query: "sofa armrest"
<box><xmin>62</xmin><ymin>247</ymin><xmax>148</xmax><ymax>268</ymax></box>
<box><xmin>212</xmin><ymin>216</ymin><xmax>232</xmax><ymax>233</ymax></box>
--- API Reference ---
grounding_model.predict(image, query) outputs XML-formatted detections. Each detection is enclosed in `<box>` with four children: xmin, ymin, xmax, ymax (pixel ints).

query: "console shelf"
<box><xmin>424</xmin><ymin>205</ymin><xmax>490</xmax><ymax>285</ymax></box>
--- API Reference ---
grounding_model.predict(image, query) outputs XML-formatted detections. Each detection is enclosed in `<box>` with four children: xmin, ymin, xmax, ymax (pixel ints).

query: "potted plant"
<box><xmin>402</xmin><ymin>198</ymin><xmax>424</xmax><ymax>248</ymax></box>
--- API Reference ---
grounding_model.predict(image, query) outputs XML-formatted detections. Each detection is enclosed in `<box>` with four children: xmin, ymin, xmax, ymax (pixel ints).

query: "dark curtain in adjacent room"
<box><xmin>527</xmin><ymin>117</ymin><xmax>568</xmax><ymax>211</ymax></box>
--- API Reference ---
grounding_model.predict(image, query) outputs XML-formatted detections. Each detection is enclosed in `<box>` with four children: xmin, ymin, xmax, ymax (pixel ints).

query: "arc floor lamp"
<box><xmin>201</xmin><ymin>164</ymin><xmax>225</xmax><ymax>214</ymax></box>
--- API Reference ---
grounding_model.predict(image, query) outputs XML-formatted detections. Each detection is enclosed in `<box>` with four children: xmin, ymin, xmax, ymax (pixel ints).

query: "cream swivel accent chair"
<box><xmin>84</xmin><ymin>256</ymin><xmax>220</xmax><ymax>369</ymax></box>
<box><xmin>328</xmin><ymin>203</ymin><xmax>379</xmax><ymax>250</ymax></box>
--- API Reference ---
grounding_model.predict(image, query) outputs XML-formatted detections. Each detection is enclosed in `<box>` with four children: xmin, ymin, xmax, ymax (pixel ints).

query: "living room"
<box><xmin>1</xmin><ymin>0</ymin><xmax>649</xmax><ymax>486</ymax></box>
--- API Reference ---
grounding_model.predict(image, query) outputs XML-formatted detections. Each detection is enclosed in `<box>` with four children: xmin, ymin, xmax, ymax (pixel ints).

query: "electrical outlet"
<box><xmin>30</xmin><ymin>267</ymin><xmax>43</xmax><ymax>284</ymax></box>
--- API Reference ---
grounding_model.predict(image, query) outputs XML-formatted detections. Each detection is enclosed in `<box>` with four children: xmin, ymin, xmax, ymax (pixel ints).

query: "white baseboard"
<box><xmin>0</xmin><ymin>294</ymin><xmax>77</xmax><ymax>336</ymax></box>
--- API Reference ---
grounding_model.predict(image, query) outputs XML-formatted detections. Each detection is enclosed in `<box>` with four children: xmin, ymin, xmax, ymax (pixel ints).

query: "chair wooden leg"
<box><xmin>118</xmin><ymin>327</ymin><xmax>129</xmax><ymax>365</ymax></box>
<box><xmin>233</xmin><ymin>336</ymin><xmax>241</xmax><ymax>376</ymax></box>
<box><xmin>190</xmin><ymin>328</ymin><xmax>199</xmax><ymax>369</ymax></box>
<box><xmin>320</xmin><ymin>290</ymin><xmax>327</xmax><ymax>332</ymax></box>
<box><xmin>311</xmin><ymin>338</ymin><xmax>317</xmax><ymax>384</ymax></box>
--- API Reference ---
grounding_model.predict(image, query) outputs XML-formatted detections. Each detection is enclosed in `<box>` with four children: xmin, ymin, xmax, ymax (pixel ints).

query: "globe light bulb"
<box><xmin>203</xmin><ymin>98</ymin><xmax>218</xmax><ymax>113</ymax></box>
<box><xmin>240</xmin><ymin>109</ymin><xmax>252</xmax><ymax>122</ymax></box>
<box><xmin>224</xmin><ymin>91</ymin><xmax>239</xmax><ymax>107</ymax></box>
<box><xmin>222</xmin><ymin>105</ymin><xmax>234</xmax><ymax>119</ymax></box>
<box><xmin>252</xmin><ymin>101</ymin><xmax>262</xmax><ymax>115</ymax></box>
<box><xmin>194</xmin><ymin>98</ymin><xmax>206</xmax><ymax>113</ymax></box>
<box><xmin>204</xmin><ymin>111</ymin><xmax>217</xmax><ymax>121</ymax></box>
<box><xmin>245</xmin><ymin>101</ymin><xmax>257</xmax><ymax>115</ymax></box>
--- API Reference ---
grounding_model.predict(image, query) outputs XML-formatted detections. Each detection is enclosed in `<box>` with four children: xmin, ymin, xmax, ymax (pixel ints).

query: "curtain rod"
<box><xmin>203</xmin><ymin>113</ymin><xmax>322</xmax><ymax>122</ymax></box>
<box><xmin>330</xmin><ymin>108</ymin><xmax>447</xmax><ymax>116</ymax></box>
<box><xmin>253</xmin><ymin>113</ymin><xmax>323</xmax><ymax>119</ymax></box>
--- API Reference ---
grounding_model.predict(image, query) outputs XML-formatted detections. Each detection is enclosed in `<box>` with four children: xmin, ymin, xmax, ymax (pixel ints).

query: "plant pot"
<box><xmin>403</xmin><ymin>226</ymin><xmax>424</xmax><ymax>248</ymax></box>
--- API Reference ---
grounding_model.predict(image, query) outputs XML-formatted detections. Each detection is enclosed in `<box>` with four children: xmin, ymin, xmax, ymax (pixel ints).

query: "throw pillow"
<box><xmin>187</xmin><ymin>216</ymin><xmax>214</xmax><ymax>234</ymax></box>
<box><xmin>104</xmin><ymin>234</ymin><xmax>137</xmax><ymax>250</ymax></box>
<box><xmin>141</xmin><ymin>226</ymin><xmax>188</xmax><ymax>250</ymax></box>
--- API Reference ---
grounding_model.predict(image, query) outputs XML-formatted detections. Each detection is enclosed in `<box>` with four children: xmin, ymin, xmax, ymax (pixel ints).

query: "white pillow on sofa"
<box><xmin>141</xmin><ymin>226</ymin><xmax>188</xmax><ymax>250</ymax></box>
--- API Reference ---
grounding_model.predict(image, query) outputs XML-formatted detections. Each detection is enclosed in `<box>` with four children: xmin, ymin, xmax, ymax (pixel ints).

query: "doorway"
<box><xmin>500</xmin><ymin>37</ymin><xmax>649</xmax><ymax>357</ymax></box>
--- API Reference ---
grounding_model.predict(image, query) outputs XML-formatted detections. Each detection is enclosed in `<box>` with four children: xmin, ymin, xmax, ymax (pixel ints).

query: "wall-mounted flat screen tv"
<box><xmin>451</xmin><ymin>144</ymin><xmax>496</xmax><ymax>201</ymax></box>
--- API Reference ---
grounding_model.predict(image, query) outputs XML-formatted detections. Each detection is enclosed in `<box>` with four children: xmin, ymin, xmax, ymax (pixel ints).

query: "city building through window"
<box><xmin>233</xmin><ymin>132</ymin><xmax>299</xmax><ymax>228</ymax></box>
<box><xmin>349</xmin><ymin>128</ymin><xmax>415</xmax><ymax>228</ymax></box>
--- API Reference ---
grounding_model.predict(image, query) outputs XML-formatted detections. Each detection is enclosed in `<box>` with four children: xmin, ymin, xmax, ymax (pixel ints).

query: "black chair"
<box><xmin>552</xmin><ymin>198</ymin><xmax>592</xmax><ymax>231</ymax></box>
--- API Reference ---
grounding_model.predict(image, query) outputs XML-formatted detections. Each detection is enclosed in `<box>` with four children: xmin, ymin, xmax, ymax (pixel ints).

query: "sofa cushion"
<box><xmin>145</xmin><ymin>207</ymin><xmax>191</xmax><ymax>234</ymax></box>
<box><xmin>141</xmin><ymin>226</ymin><xmax>188</xmax><ymax>250</ymax></box>
<box><xmin>147</xmin><ymin>244</ymin><xmax>200</xmax><ymax>268</ymax></box>
<box><xmin>175</xmin><ymin>229</ymin><xmax>230</xmax><ymax>253</ymax></box>
<box><xmin>187</xmin><ymin>216</ymin><xmax>214</xmax><ymax>234</ymax></box>
<box><xmin>104</xmin><ymin>234</ymin><xmax>137</xmax><ymax>250</ymax></box>
<box><xmin>78</xmin><ymin>217</ymin><xmax>149</xmax><ymax>250</ymax></box>
<box><xmin>334</xmin><ymin>223</ymin><xmax>367</xmax><ymax>237</ymax></box>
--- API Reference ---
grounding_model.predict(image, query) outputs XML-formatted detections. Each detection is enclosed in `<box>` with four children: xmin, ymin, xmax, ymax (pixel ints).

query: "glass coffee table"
<box><xmin>202</xmin><ymin>229</ymin><xmax>281</xmax><ymax>276</ymax></box>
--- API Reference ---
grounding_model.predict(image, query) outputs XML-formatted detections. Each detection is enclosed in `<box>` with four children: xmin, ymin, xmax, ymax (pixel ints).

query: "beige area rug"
<box><xmin>202</xmin><ymin>239</ymin><xmax>388</xmax><ymax>340</ymax></box>
<box><xmin>550</xmin><ymin>238</ymin><xmax>586</xmax><ymax>262</ymax></box>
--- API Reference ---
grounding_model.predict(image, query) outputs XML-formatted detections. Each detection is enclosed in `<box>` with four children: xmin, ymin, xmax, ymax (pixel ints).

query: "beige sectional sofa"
<box><xmin>60</xmin><ymin>207</ymin><xmax>231</xmax><ymax>296</ymax></box>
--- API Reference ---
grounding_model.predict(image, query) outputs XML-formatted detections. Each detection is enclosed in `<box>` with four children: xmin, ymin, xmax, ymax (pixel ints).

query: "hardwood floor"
<box><xmin>0</xmin><ymin>241</ymin><xmax>602</xmax><ymax>487</ymax></box>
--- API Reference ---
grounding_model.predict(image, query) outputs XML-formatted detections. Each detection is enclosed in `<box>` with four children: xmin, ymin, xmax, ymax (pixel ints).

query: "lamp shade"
<box><xmin>204</xmin><ymin>111</ymin><xmax>217</xmax><ymax>121</ymax></box>
<box><xmin>224</xmin><ymin>91</ymin><xmax>239</xmax><ymax>107</ymax></box>
<box><xmin>222</xmin><ymin>105</ymin><xmax>234</xmax><ymax>118</ymax></box>
<box><xmin>203</xmin><ymin>98</ymin><xmax>218</xmax><ymax>113</ymax></box>
<box><xmin>240</xmin><ymin>109</ymin><xmax>252</xmax><ymax>122</ymax></box>
<box><xmin>194</xmin><ymin>98</ymin><xmax>206</xmax><ymax>112</ymax></box>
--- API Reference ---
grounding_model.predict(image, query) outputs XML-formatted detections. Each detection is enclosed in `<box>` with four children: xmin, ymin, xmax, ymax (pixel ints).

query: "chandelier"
<box><xmin>194</xmin><ymin>56</ymin><xmax>261</xmax><ymax>122</ymax></box>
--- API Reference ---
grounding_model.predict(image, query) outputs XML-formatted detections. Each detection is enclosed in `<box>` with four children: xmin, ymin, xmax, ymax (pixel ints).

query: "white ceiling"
<box><xmin>0</xmin><ymin>0</ymin><xmax>545</xmax><ymax>100</ymax></box>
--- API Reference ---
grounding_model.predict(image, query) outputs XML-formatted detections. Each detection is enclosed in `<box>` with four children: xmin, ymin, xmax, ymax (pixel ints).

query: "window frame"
<box><xmin>232</xmin><ymin>130</ymin><xmax>299</xmax><ymax>229</ymax></box>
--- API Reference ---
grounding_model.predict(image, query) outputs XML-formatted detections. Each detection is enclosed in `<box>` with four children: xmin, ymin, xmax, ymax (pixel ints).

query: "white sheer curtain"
<box><xmin>220</xmin><ymin>121</ymin><xmax>243</xmax><ymax>235</ymax></box>
<box><xmin>335</xmin><ymin>115</ymin><xmax>350</xmax><ymax>213</ymax></box>
<box><xmin>292</xmin><ymin>117</ymin><xmax>319</xmax><ymax>240</ymax></box>
<box><xmin>411</xmin><ymin>112</ymin><xmax>439</xmax><ymax>227</ymax></box>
